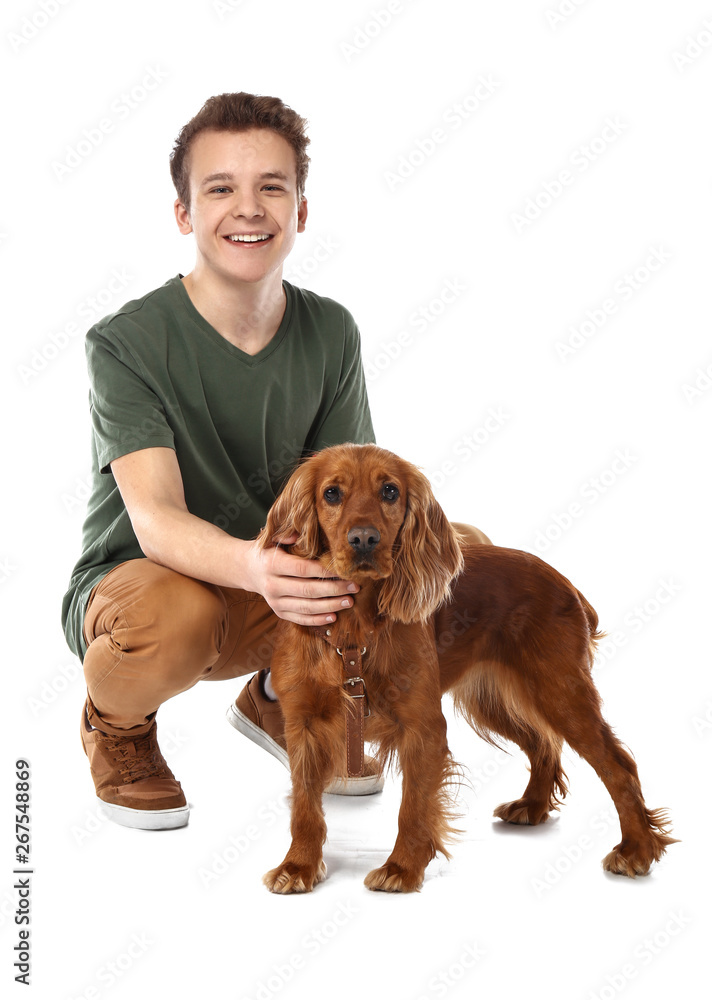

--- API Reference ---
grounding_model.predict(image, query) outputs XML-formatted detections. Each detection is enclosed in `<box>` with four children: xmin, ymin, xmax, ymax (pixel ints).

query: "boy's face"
<box><xmin>174</xmin><ymin>128</ymin><xmax>307</xmax><ymax>287</ymax></box>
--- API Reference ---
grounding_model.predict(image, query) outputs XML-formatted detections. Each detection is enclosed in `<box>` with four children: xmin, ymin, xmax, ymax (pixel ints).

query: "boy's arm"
<box><xmin>111</xmin><ymin>446</ymin><xmax>357</xmax><ymax>626</ymax></box>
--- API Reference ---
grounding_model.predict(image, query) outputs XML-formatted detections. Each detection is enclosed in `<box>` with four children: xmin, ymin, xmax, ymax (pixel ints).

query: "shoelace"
<box><xmin>101</xmin><ymin>731</ymin><xmax>172</xmax><ymax>784</ymax></box>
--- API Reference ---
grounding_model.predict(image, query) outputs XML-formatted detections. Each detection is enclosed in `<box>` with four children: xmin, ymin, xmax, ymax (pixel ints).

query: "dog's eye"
<box><xmin>381</xmin><ymin>483</ymin><xmax>400</xmax><ymax>503</ymax></box>
<box><xmin>323</xmin><ymin>486</ymin><xmax>342</xmax><ymax>505</ymax></box>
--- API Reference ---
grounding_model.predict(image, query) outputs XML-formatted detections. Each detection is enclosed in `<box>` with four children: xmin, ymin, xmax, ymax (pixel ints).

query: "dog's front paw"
<box><xmin>263</xmin><ymin>859</ymin><xmax>327</xmax><ymax>894</ymax></box>
<box><xmin>364</xmin><ymin>862</ymin><xmax>424</xmax><ymax>893</ymax></box>
<box><xmin>493</xmin><ymin>798</ymin><xmax>551</xmax><ymax>826</ymax></box>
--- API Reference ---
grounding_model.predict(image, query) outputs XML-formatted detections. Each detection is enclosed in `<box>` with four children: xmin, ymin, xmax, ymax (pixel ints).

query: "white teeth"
<box><xmin>227</xmin><ymin>234</ymin><xmax>271</xmax><ymax>242</ymax></box>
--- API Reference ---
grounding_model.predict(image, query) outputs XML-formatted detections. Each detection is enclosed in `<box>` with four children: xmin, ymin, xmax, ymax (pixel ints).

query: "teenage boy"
<box><xmin>61</xmin><ymin>92</ymin><xmax>384</xmax><ymax>831</ymax></box>
<box><xmin>62</xmin><ymin>91</ymin><xmax>491</xmax><ymax>832</ymax></box>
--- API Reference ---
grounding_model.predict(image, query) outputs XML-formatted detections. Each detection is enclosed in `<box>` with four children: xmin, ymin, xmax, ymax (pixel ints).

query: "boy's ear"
<box><xmin>174</xmin><ymin>198</ymin><xmax>192</xmax><ymax>235</ymax></box>
<box><xmin>297</xmin><ymin>196</ymin><xmax>308</xmax><ymax>233</ymax></box>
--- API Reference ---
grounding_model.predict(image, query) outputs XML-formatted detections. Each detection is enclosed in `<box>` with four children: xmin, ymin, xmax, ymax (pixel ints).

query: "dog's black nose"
<box><xmin>347</xmin><ymin>526</ymin><xmax>381</xmax><ymax>555</ymax></box>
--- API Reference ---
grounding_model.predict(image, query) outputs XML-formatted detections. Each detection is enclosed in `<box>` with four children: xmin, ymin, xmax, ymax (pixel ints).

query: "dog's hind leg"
<box><xmin>449</xmin><ymin>667</ymin><xmax>566</xmax><ymax>826</ymax></box>
<box><xmin>527</xmin><ymin>667</ymin><xmax>677</xmax><ymax>876</ymax></box>
<box><xmin>492</xmin><ymin>732</ymin><xmax>566</xmax><ymax>826</ymax></box>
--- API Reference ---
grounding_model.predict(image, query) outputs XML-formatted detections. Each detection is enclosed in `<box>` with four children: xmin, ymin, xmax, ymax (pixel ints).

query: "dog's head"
<box><xmin>260</xmin><ymin>443</ymin><xmax>464</xmax><ymax>623</ymax></box>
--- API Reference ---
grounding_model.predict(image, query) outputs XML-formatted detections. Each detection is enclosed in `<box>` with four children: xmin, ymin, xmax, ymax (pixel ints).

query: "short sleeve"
<box><xmin>86</xmin><ymin>327</ymin><xmax>175</xmax><ymax>474</ymax></box>
<box><xmin>307</xmin><ymin>311</ymin><xmax>376</xmax><ymax>451</ymax></box>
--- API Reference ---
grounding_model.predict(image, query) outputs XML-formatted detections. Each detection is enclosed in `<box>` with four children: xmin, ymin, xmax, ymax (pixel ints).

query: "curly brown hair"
<box><xmin>169</xmin><ymin>92</ymin><xmax>310</xmax><ymax>212</ymax></box>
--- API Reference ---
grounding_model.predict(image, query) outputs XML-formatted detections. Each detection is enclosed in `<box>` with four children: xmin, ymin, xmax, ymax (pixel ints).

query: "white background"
<box><xmin>2</xmin><ymin>0</ymin><xmax>710</xmax><ymax>997</ymax></box>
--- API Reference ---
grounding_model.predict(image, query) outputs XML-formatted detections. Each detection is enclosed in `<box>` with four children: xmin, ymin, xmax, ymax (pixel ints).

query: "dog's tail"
<box><xmin>576</xmin><ymin>588</ymin><xmax>606</xmax><ymax>667</ymax></box>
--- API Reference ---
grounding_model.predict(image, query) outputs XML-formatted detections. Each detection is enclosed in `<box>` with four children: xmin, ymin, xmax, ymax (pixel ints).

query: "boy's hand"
<box><xmin>242</xmin><ymin>532</ymin><xmax>359</xmax><ymax>626</ymax></box>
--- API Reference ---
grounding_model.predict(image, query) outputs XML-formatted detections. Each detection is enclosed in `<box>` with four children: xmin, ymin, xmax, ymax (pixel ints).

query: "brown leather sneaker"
<box><xmin>227</xmin><ymin>670</ymin><xmax>384</xmax><ymax>795</ymax></box>
<box><xmin>80</xmin><ymin>703</ymin><xmax>189</xmax><ymax>830</ymax></box>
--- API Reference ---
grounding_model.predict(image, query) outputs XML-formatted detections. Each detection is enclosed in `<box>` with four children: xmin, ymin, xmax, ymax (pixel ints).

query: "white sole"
<box><xmin>99</xmin><ymin>798</ymin><xmax>190</xmax><ymax>831</ymax></box>
<box><xmin>226</xmin><ymin>702</ymin><xmax>384</xmax><ymax>796</ymax></box>
<box><xmin>226</xmin><ymin>701</ymin><xmax>289</xmax><ymax>768</ymax></box>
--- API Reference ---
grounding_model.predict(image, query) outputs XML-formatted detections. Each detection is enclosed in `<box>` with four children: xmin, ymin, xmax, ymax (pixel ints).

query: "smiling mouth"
<box><xmin>224</xmin><ymin>234</ymin><xmax>273</xmax><ymax>244</ymax></box>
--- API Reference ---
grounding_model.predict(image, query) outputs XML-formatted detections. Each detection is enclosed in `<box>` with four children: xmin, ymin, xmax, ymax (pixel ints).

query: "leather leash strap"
<box><xmin>340</xmin><ymin>645</ymin><xmax>367</xmax><ymax>778</ymax></box>
<box><xmin>315</xmin><ymin>626</ymin><xmax>369</xmax><ymax>778</ymax></box>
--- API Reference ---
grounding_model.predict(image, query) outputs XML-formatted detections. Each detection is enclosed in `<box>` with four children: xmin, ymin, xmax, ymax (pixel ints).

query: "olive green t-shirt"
<box><xmin>61</xmin><ymin>274</ymin><xmax>375</xmax><ymax>659</ymax></box>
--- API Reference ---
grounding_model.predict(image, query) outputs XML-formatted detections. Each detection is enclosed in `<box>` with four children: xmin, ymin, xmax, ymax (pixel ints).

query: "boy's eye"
<box><xmin>208</xmin><ymin>185</ymin><xmax>282</xmax><ymax>194</ymax></box>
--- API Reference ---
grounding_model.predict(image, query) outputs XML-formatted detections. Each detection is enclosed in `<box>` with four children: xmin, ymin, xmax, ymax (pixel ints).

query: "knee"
<box><xmin>91</xmin><ymin>569</ymin><xmax>228</xmax><ymax>667</ymax></box>
<box><xmin>144</xmin><ymin>573</ymin><xmax>229</xmax><ymax>661</ymax></box>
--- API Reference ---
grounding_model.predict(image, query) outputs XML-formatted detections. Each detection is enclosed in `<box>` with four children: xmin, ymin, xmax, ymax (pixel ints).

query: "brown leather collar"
<box><xmin>314</xmin><ymin>625</ymin><xmax>369</xmax><ymax>778</ymax></box>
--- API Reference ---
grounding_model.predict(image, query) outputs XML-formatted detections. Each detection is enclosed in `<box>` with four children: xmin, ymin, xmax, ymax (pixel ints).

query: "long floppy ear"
<box><xmin>377</xmin><ymin>464</ymin><xmax>464</xmax><ymax>624</ymax></box>
<box><xmin>259</xmin><ymin>458</ymin><xmax>322</xmax><ymax>559</ymax></box>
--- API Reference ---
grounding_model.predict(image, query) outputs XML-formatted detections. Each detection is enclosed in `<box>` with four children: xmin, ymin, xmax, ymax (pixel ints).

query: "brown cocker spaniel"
<box><xmin>260</xmin><ymin>443</ymin><xmax>675</xmax><ymax>893</ymax></box>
